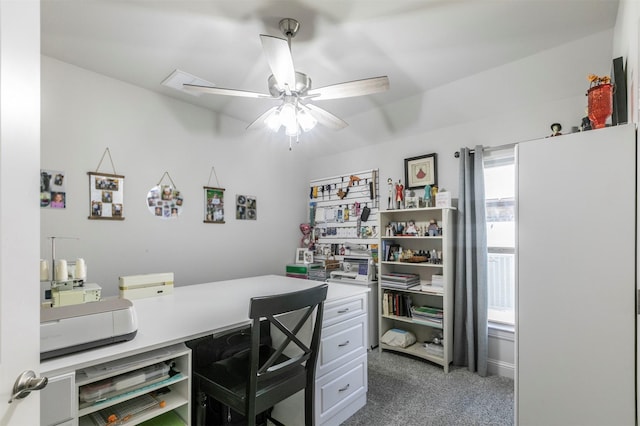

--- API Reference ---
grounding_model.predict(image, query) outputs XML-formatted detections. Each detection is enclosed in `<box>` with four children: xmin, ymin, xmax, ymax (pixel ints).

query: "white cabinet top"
<box><xmin>41</xmin><ymin>275</ymin><xmax>368</xmax><ymax>375</ymax></box>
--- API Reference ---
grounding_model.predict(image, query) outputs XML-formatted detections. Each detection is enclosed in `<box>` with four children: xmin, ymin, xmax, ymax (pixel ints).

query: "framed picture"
<box><xmin>88</xmin><ymin>172</ymin><xmax>125</xmax><ymax>220</ymax></box>
<box><xmin>203</xmin><ymin>186</ymin><xmax>225</xmax><ymax>223</ymax></box>
<box><xmin>404</xmin><ymin>153</ymin><xmax>437</xmax><ymax>189</ymax></box>
<box><xmin>236</xmin><ymin>194</ymin><xmax>257</xmax><ymax>220</ymax></box>
<box><xmin>146</xmin><ymin>184</ymin><xmax>183</xmax><ymax>220</ymax></box>
<box><xmin>295</xmin><ymin>248</ymin><xmax>307</xmax><ymax>264</ymax></box>
<box><xmin>41</xmin><ymin>169</ymin><xmax>66</xmax><ymax>209</ymax></box>
<box><xmin>304</xmin><ymin>251</ymin><xmax>314</xmax><ymax>264</ymax></box>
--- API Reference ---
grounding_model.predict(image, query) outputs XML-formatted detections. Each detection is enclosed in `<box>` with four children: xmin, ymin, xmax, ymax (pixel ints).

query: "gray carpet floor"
<box><xmin>341</xmin><ymin>350</ymin><xmax>514</xmax><ymax>426</ymax></box>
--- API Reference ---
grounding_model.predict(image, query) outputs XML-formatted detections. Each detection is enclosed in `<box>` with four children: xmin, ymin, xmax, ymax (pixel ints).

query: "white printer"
<box><xmin>40</xmin><ymin>298</ymin><xmax>138</xmax><ymax>360</ymax></box>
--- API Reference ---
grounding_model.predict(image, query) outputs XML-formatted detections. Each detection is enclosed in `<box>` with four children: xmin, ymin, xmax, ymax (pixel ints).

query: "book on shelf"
<box><xmin>382</xmin><ymin>290</ymin><xmax>415</xmax><ymax>318</ymax></box>
<box><xmin>381</xmin><ymin>272</ymin><xmax>420</xmax><ymax>289</ymax></box>
<box><xmin>420</xmin><ymin>280</ymin><xmax>444</xmax><ymax>293</ymax></box>
<box><xmin>431</xmin><ymin>274</ymin><xmax>444</xmax><ymax>287</ymax></box>
<box><xmin>381</xmin><ymin>272</ymin><xmax>420</xmax><ymax>282</ymax></box>
<box><xmin>410</xmin><ymin>306</ymin><xmax>443</xmax><ymax>326</ymax></box>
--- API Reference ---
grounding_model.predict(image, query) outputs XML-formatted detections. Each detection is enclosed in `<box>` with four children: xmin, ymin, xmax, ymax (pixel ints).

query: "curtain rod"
<box><xmin>454</xmin><ymin>142</ymin><xmax>517</xmax><ymax>158</ymax></box>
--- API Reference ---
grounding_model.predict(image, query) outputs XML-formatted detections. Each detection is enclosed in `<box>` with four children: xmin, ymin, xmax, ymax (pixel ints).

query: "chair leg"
<box><xmin>304</xmin><ymin>387</ymin><xmax>314</xmax><ymax>426</ymax></box>
<box><xmin>266</xmin><ymin>414</ymin><xmax>286</xmax><ymax>426</ymax></box>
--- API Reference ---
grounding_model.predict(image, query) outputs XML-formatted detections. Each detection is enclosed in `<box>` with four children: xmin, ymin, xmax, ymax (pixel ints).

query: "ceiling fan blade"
<box><xmin>260</xmin><ymin>35</ymin><xmax>296</xmax><ymax>92</ymax></box>
<box><xmin>305</xmin><ymin>76</ymin><xmax>390</xmax><ymax>101</ymax></box>
<box><xmin>183</xmin><ymin>84</ymin><xmax>272</xmax><ymax>99</ymax></box>
<box><xmin>305</xmin><ymin>104</ymin><xmax>348</xmax><ymax>130</ymax></box>
<box><xmin>246</xmin><ymin>106</ymin><xmax>278</xmax><ymax>130</ymax></box>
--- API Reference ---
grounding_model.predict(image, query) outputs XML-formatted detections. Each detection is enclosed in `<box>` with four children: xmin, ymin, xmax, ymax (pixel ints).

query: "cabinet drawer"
<box><xmin>317</xmin><ymin>314</ymin><xmax>366</xmax><ymax>378</ymax></box>
<box><xmin>323</xmin><ymin>294</ymin><xmax>366</xmax><ymax>327</ymax></box>
<box><xmin>41</xmin><ymin>371</ymin><xmax>76</xmax><ymax>426</ymax></box>
<box><xmin>316</xmin><ymin>353</ymin><xmax>367</xmax><ymax>424</ymax></box>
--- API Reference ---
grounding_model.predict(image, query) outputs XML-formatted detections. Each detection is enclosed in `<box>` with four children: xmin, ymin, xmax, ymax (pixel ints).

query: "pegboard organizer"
<box><xmin>309</xmin><ymin>169</ymin><xmax>380</xmax><ymax>255</ymax></box>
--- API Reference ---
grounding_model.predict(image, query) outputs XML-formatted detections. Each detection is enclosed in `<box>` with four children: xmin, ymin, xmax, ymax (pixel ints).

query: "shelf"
<box><xmin>380</xmin><ymin>261</ymin><xmax>443</xmax><ymax>268</ymax></box>
<box><xmin>382</xmin><ymin>207</ymin><xmax>455</xmax><ymax>213</ymax></box>
<box><xmin>381</xmin><ymin>235</ymin><xmax>442</xmax><ymax>240</ymax></box>
<box><xmin>381</xmin><ymin>314</ymin><xmax>443</xmax><ymax>329</ymax></box>
<box><xmin>380</xmin><ymin>286</ymin><xmax>443</xmax><ymax>296</ymax></box>
<box><xmin>75</xmin><ymin>344</ymin><xmax>191</xmax><ymax>426</ymax></box>
<box><xmin>78</xmin><ymin>391</ymin><xmax>188</xmax><ymax>426</ymax></box>
<box><xmin>379</xmin><ymin>342</ymin><xmax>445</xmax><ymax>366</ymax></box>
<box><xmin>78</xmin><ymin>373</ymin><xmax>187</xmax><ymax>417</ymax></box>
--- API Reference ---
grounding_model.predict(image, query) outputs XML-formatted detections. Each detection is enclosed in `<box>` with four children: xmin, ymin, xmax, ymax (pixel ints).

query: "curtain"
<box><xmin>453</xmin><ymin>146</ymin><xmax>488</xmax><ymax>376</ymax></box>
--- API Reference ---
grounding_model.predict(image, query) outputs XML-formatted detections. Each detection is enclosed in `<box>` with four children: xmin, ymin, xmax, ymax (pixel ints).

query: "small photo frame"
<box><xmin>295</xmin><ymin>248</ymin><xmax>307</xmax><ymax>264</ymax></box>
<box><xmin>236</xmin><ymin>194</ymin><xmax>257</xmax><ymax>220</ymax></box>
<box><xmin>405</xmin><ymin>153</ymin><xmax>437</xmax><ymax>189</ymax></box>
<box><xmin>88</xmin><ymin>172</ymin><xmax>125</xmax><ymax>220</ymax></box>
<box><xmin>304</xmin><ymin>251</ymin><xmax>314</xmax><ymax>264</ymax></box>
<box><xmin>204</xmin><ymin>186</ymin><xmax>225</xmax><ymax>224</ymax></box>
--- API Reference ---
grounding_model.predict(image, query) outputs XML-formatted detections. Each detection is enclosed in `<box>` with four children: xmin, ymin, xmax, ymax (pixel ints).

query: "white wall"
<box><xmin>307</xmin><ymin>30</ymin><xmax>615</xmax><ymax>378</ymax></box>
<box><xmin>41</xmin><ymin>56</ymin><xmax>311</xmax><ymax>297</ymax></box>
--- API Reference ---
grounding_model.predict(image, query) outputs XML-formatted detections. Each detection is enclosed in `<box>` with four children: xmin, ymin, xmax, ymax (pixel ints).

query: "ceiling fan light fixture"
<box><xmin>264</xmin><ymin>107</ymin><xmax>282</xmax><ymax>131</ymax></box>
<box><xmin>280</xmin><ymin>102</ymin><xmax>297</xmax><ymax>129</ymax></box>
<box><xmin>297</xmin><ymin>106</ymin><xmax>317</xmax><ymax>132</ymax></box>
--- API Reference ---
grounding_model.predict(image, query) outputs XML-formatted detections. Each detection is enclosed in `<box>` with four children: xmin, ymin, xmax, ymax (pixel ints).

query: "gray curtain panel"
<box><xmin>453</xmin><ymin>146</ymin><xmax>488</xmax><ymax>376</ymax></box>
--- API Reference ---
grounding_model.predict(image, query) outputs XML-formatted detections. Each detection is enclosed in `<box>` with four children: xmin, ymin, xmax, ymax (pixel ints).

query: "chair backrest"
<box><xmin>246</xmin><ymin>284</ymin><xmax>328</xmax><ymax>410</ymax></box>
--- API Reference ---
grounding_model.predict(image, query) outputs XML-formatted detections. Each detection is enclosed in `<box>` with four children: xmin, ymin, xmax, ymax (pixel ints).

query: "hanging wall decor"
<box><xmin>404</xmin><ymin>153</ymin><xmax>437</xmax><ymax>189</ymax></box>
<box><xmin>146</xmin><ymin>172</ymin><xmax>183</xmax><ymax>219</ymax></box>
<box><xmin>236</xmin><ymin>195</ymin><xmax>257</xmax><ymax>220</ymax></box>
<box><xmin>204</xmin><ymin>187</ymin><xmax>225</xmax><ymax>223</ymax></box>
<box><xmin>41</xmin><ymin>169</ymin><xmax>66</xmax><ymax>209</ymax></box>
<box><xmin>88</xmin><ymin>148</ymin><xmax>124</xmax><ymax>220</ymax></box>
<box><xmin>203</xmin><ymin>166</ymin><xmax>225</xmax><ymax>223</ymax></box>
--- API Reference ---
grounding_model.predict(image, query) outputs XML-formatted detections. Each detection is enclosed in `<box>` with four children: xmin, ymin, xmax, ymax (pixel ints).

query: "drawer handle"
<box><xmin>337</xmin><ymin>308</ymin><xmax>350</xmax><ymax>314</ymax></box>
<box><xmin>338</xmin><ymin>340</ymin><xmax>350</xmax><ymax>347</ymax></box>
<box><xmin>338</xmin><ymin>383</ymin><xmax>350</xmax><ymax>392</ymax></box>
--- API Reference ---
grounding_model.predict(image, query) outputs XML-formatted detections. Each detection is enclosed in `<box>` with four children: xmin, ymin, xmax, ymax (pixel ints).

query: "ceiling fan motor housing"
<box><xmin>279</xmin><ymin>18</ymin><xmax>300</xmax><ymax>38</ymax></box>
<box><xmin>268</xmin><ymin>72</ymin><xmax>311</xmax><ymax>97</ymax></box>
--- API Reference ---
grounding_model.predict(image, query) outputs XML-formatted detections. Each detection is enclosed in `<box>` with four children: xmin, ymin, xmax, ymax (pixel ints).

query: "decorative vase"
<box><xmin>587</xmin><ymin>83</ymin><xmax>613</xmax><ymax>129</ymax></box>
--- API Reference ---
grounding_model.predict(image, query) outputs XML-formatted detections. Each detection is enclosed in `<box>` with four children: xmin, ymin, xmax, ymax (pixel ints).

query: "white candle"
<box><xmin>75</xmin><ymin>258</ymin><xmax>86</xmax><ymax>280</ymax></box>
<box><xmin>40</xmin><ymin>259</ymin><xmax>49</xmax><ymax>281</ymax></box>
<box><xmin>55</xmin><ymin>259</ymin><xmax>68</xmax><ymax>281</ymax></box>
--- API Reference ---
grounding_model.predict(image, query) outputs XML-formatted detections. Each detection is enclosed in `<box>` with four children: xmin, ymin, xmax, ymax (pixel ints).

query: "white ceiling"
<box><xmin>41</xmin><ymin>0</ymin><xmax>619</xmax><ymax>135</ymax></box>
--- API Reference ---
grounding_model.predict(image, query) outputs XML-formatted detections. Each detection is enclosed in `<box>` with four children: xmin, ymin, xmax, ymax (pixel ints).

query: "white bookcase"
<box><xmin>377</xmin><ymin>207</ymin><xmax>454</xmax><ymax>372</ymax></box>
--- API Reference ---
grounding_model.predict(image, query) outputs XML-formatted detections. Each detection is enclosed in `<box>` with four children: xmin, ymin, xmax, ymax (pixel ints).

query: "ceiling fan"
<box><xmin>182</xmin><ymin>18</ymin><xmax>390</xmax><ymax>141</ymax></box>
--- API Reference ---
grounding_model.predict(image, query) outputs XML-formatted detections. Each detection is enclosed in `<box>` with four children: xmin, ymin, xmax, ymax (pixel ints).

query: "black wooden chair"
<box><xmin>193</xmin><ymin>284</ymin><xmax>328</xmax><ymax>426</ymax></box>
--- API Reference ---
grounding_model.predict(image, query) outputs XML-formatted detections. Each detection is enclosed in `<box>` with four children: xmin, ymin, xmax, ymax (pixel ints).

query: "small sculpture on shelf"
<box><xmin>395</xmin><ymin>180</ymin><xmax>404</xmax><ymax>209</ymax></box>
<box><xmin>405</xmin><ymin>220</ymin><xmax>418</xmax><ymax>235</ymax></box>
<box><xmin>550</xmin><ymin>122</ymin><xmax>562</xmax><ymax>137</ymax></box>
<box><xmin>427</xmin><ymin>219</ymin><xmax>439</xmax><ymax>236</ymax></box>
<box><xmin>423</xmin><ymin>184</ymin><xmax>431</xmax><ymax>207</ymax></box>
<box><xmin>299</xmin><ymin>223</ymin><xmax>313</xmax><ymax>248</ymax></box>
<box><xmin>430</xmin><ymin>185</ymin><xmax>439</xmax><ymax>207</ymax></box>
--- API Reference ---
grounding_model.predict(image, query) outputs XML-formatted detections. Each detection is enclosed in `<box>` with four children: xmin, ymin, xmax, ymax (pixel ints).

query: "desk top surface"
<box><xmin>41</xmin><ymin>275</ymin><xmax>368</xmax><ymax>375</ymax></box>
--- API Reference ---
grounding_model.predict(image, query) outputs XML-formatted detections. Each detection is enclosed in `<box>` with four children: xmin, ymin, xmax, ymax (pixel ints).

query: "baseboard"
<box><xmin>487</xmin><ymin>358</ymin><xmax>514</xmax><ymax>379</ymax></box>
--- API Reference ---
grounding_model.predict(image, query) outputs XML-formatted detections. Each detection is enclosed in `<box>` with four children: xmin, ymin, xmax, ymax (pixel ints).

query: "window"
<box><xmin>484</xmin><ymin>148</ymin><xmax>515</xmax><ymax>326</ymax></box>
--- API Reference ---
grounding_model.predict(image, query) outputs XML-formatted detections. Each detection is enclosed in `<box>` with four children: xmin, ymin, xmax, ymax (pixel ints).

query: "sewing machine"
<box><xmin>329</xmin><ymin>256</ymin><xmax>375</xmax><ymax>283</ymax></box>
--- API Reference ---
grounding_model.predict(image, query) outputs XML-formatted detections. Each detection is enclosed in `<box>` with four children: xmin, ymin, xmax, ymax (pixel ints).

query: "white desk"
<box><xmin>41</xmin><ymin>275</ymin><xmax>369</xmax><ymax>425</ymax></box>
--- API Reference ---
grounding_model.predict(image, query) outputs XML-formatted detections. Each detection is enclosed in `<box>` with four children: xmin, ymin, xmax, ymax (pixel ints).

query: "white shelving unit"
<box><xmin>377</xmin><ymin>207</ymin><xmax>454</xmax><ymax>372</ymax></box>
<box><xmin>76</xmin><ymin>344</ymin><xmax>191</xmax><ymax>426</ymax></box>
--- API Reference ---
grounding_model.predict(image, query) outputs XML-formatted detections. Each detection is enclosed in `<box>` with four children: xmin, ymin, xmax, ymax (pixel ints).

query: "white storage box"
<box><xmin>119</xmin><ymin>272</ymin><xmax>174</xmax><ymax>300</ymax></box>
